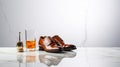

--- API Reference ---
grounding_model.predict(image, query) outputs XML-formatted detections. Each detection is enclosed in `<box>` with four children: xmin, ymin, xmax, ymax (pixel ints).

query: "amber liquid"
<box><xmin>26</xmin><ymin>40</ymin><xmax>36</xmax><ymax>49</ymax></box>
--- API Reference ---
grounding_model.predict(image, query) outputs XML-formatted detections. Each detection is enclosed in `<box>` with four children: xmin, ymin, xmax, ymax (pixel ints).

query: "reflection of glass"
<box><xmin>17</xmin><ymin>52</ymin><xmax>37</xmax><ymax>63</ymax></box>
<box><xmin>39</xmin><ymin>51</ymin><xmax>76</xmax><ymax>67</ymax></box>
<box><xmin>26</xmin><ymin>52</ymin><xmax>36</xmax><ymax>63</ymax></box>
<box><xmin>25</xmin><ymin>29</ymin><xmax>36</xmax><ymax>51</ymax></box>
<box><xmin>17</xmin><ymin>52</ymin><xmax>48</xmax><ymax>67</ymax></box>
<box><xmin>25</xmin><ymin>52</ymin><xmax>37</xmax><ymax>67</ymax></box>
<box><xmin>26</xmin><ymin>55</ymin><xmax>36</xmax><ymax>63</ymax></box>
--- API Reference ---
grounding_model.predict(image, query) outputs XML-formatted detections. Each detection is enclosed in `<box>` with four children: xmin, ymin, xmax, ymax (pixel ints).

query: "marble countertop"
<box><xmin>0</xmin><ymin>47</ymin><xmax>120</xmax><ymax>67</ymax></box>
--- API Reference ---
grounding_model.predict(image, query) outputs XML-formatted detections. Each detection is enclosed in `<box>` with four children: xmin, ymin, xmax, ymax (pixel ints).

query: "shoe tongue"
<box><xmin>44</xmin><ymin>37</ymin><xmax>51</xmax><ymax>46</ymax></box>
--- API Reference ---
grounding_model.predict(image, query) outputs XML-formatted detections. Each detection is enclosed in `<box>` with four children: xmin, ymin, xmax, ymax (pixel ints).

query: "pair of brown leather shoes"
<box><xmin>38</xmin><ymin>35</ymin><xmax>76</xmax><ymax>53</ymax></box>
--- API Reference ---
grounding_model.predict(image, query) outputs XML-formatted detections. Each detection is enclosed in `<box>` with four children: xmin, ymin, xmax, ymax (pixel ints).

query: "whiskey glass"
<box><xmin>25</xmin><ymin>29</ymin><xmax>36</xmax><ymax>51</ymax></box>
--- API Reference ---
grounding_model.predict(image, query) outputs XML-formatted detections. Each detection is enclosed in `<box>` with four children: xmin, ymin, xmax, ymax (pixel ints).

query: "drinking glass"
<box><xmin>25</xmin><ymin>29</ymin><xmax>36</xmax><ymax>51</ymax></box>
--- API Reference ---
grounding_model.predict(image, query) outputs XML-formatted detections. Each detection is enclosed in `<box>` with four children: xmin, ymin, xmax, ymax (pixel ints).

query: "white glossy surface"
<box><xmin>0</xmin><ymin>47</ymin><xmax>120</xmax><ymax>67</ymax></box>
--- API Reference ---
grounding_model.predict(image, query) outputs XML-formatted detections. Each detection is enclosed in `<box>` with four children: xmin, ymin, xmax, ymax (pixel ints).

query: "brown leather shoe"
<box><xmin>52</xmin><ymin>35</ymin><xmax>76</xmax><ymax>51</ymax></box>
<box><xmin>39</xmin><ymin>36</ymin><xmax>63</xmax><ymax>53</ymax></box>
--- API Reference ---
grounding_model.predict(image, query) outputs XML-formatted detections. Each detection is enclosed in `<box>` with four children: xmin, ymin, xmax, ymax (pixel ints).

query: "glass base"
<box><xmin>26</xmin><ymin>48</ymin><xmax>36</xmax><ymax>51</ymax></box>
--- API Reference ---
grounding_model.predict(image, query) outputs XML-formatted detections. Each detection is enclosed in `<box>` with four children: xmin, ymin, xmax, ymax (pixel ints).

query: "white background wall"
<box><xmin>86</xmin><ymin>0</ymin><xmax>120</xmax><ymax>47</ymax></box>
<box><xmin>0</xmin><ymin>0</ymin><xmax>120</xmax><ymax>47</ymax></box>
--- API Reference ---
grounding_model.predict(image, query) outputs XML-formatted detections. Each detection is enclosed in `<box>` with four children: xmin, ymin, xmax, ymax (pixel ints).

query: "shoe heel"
<box><xmin>39</xmin><ymin>45</ymin><xmax>44</xmax><ymax>51</ymax></box>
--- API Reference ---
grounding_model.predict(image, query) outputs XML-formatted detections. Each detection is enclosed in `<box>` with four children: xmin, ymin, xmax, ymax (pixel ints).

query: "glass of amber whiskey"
<box><xmin>25</xmin><ymin>29</ymin><xmax>36</xmax><ymax>51</ymax></box>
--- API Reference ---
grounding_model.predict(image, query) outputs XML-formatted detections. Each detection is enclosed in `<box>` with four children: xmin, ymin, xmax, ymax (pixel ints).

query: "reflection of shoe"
<box><xmin>39</xmin><ymin>52</ymin><xmax>64</xmax><ymax>66</ymax></box>
<box><xmin>52</xmin><ymin>35</ymin><xmax>77</xmax><ymax>51</ymax></box>
<box><xmin>39</xmin><ymin>51</ymin><xmax>76</xmax><ymax>66</ymax></box>
<box><xmin>39</xmin><ymin>36</ymin><xmax>63</xmax><ymax>53</ymax></box>
<box><xmin>63</xmin><ymin>51</ymin><xmax>76</xmax><ymax>58</ymax></box>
